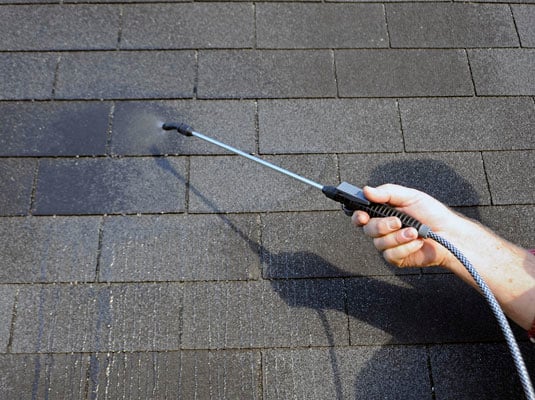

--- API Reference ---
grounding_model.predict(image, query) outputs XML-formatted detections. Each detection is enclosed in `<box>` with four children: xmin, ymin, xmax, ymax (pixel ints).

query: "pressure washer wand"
<box><xmin>162</xmin><ymin>122</ymin><xmax>430</xmax><ymax>238</ymax></box>
<box><xmin>162</xmin><ymin>121</ymin><xmax>534</xmax><ymax>399</ymax></box>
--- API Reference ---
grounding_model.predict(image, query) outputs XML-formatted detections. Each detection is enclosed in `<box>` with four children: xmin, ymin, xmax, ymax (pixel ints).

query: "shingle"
<box><xmin>347</xmin><ymin>275</ymin><xmax>507</xmax><ymax>344</ymax></box>
<box><xmin>261</xmin><ymin>211</ymin><xmax>410</xmax><ymax>279</ymax></box>
<box><xmin>181</xmin><ymin>280</ymin><xmax>349</xmax><ymax>349</ymax></box>
<box><xmin>0</xmin><ymin>101</ymin><xmax>110</xmax><ymax>156</ymax></box>
<box><xmin>338</xmin><ymin>152</ymin><xmax>490</xmax><ymax>206</ymax></box>
<box><xmin>263</xmin><ymin>347</ymin><xmax>430</xmax><ymax>400</ymax></box>
<box><xmin>430</xmin><ymin>343</ymin><xmax>535</xmax><ymax>400</ymax></box>
<box><xmin>88</xmin><ymin>351</ymin><xmax>261</xmax><ymax>399</ymax></box>
<box><xmin>121</xmin><ymin>4</ymin><xmax>253</xmax><ymax>49</ymax></box>
<box><xmin>466</xmin><ymin>0</ymin><xmax>535</xmax><ymax>3</ymax></box>
<box><xmin>55</xmin><ymin>51</ymin><xmax>195</xmax><ymax>99</ymax></box>
<box><xmin>0</xmin><ymin>5</ymin><xmax>119</xmax><ymax>51</ymax></box>
<box><xmin>256</xmin><ymin>4</ymin><xmax>388</xmax><ymax>49</ymax></box>
<box><xmin>99</xmin><ymin>214</ymin><xmax>261</xmax><ymax>282</ymax></box>
<box><xmin>0</xmin><ymin>354</ymin><xmax>89</xmax><ymax>399</ymax></box>
<box><xmin>0</xmin><ymin>286</ymin><xmax>15</xmax><ymax>352</ymax></box>
<box><xmin>468</xmin><ymin>49</ymin><xmax>535</xmax><ymax>95</ymax></box>
<box><xmin>197</xmin><ymin>50</ymin><xmax>336</xmax><ymax>99</ymax></box>
<box><xmin>0</xmin><ymin>159</ymin><xmax>36</xmax><ymax>216</ymax></box>
<box><xmin>477</xmin><ymin>205</ymin><xmax>535</xmax><ymax>249</ymax></box>
<box><xmin>34</xmin><ymin>157</ymin><xmax>187</xmax><ymax>215</ymax></box>
<box><xmin>257</xmin><ymin>99</ymin><xmax>403</xmax><ymax>153</ymax></box>
<box><xmin>512</xmin><ymin>5</ymin><xmax>535</xmax><ymax>47</ymax></box>
<box><xmin>188</xmin><ymin>154</ymin><xmax>338</xmax><ymax>212</ymax></box>
<box><xmin>0</xmin><ymin>53</ymin><xmax>56</xmax><ymax>100</ymax></box>
<box><xmin>12</xmin><ymin>283</ymin><xmax>185</xmax><ymax>352</ymax></box>
<box><xmin>0</xmin><ymin>217</ymin><xmax>99</xmax><ymax>283</ymax></box>
<box><xmin>111</xmin><ymin>100</ymin><xmax>256</xmax><ymax>156</ymax></box>
<box><xmin>335</xmin><ymin>50</ymin><xmax>473</xmax><ymax>97</ymax></box>
<box><xmin>399</xmin><ymin>97</ymin><xmax>535</xmax><ymax>151</ymax></box>
<box><xmin>483</xmin><ymin>150</ymin><xmax>535</xmax><ymax>205</ymax></box>
<box><xmin>387</xmin><ymin>4</ymin><xmax>518</xmax><ymax>48</ymax></box>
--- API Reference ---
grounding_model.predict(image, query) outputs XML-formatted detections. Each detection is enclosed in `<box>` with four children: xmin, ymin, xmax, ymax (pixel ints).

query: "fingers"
<box><xmin>382</xmin><ymin>236</ymin><xmax>425</xmax><ymax>267</ymax></box>
<box><xmin>372</xmin><ymin>227</ymin><xmax>418</xmax><ymax>251</ymax></box>
<box><xmin>352</xmin><ymin>211</ymin><xmax>423</xmax><ymax>267</ymax></box>
<box><xmin>351</xmin><ymin>210</ymin><xmax>369</xmax><ymax>227</ymax></box>
<box><xmin>363</xmin><ymin>216</ymin><xmax>402</xmax><ymax>238</ymax></box>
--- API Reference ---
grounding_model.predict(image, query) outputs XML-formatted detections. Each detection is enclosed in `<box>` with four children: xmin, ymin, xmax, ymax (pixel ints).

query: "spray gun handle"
<box><xmin>322</xmin><ymin>182</ymin><xmax>430</xmax><ymax>238</ymax></box>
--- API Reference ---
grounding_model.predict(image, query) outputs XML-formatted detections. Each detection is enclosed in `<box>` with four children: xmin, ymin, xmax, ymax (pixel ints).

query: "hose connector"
<box><xmin>162</xmin><ymin>122</ymin><xmax>194</xmax><ymax>136</ymax></box>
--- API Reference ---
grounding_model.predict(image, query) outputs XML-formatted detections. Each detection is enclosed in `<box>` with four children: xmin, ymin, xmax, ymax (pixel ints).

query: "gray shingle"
<box><xmin>483</xmin><ymin>150</ymin><xmax>535</xmax><ymax>205</ymax></box>
<box><xmin>257</xmin><ymin>99</ymin><xmax>403</xmax><ymax>153</ymax></box>
<box><xmin>34</xmin><ymin>157</ymin><xmax>187</xmax><ymax>215</ymax></box>
<box><xmin>121</xmin><ymin>4</ymin><xmax>253</xmax><ymax>49</ymax></box>
<box><xmin>181</xmin><ymin>280</ymin><xmax>349</xmax><ymax>349</ymax></box>
<box><xmin>99</xmin><ymin>214</ymin><xmax>261</xmax><ymax>282</ymax></box>
<box><xmin>0</xmin><ymin>286</ymin><xmax>15</xmax><ymax>352</ymax></box>
<box><xmin>468</xmin><ymin>49</ymin><xmax>535</xmax><ymax>95</ymax></box>
<box><xmin>512</xmin><ymin>5</ymin><xmax>535</xmax><ymax>48</ymax></box>
<box><xmin>88</xmin><ymin>351</ymin><xmax>261</xmax><ymax>399</ymax></box>
<box><xmin>188</xmin><ymin>154</ymin><xmax>338</xmax><ymax>212</ymax></box>
<box><xmin>111</xmin><ymin>100</ymin><xmax>256</xmax><ymax>156</ymax></box>
<box><xmin>477</xmin><ymin>205</ymin><xmax>535</xmax><ymax>249</ymax></box>
<box><xmin>0</xmin><ymin>354</ymin><xmax>89</xmax><ymax>399</ymax></box>
<box><xmin>261</xmin><ymin>211</ymin><xmax>408</xmax><ymax>279</ymax></box>
<box><xmin>12</xmin><ymin>283</ymin><xmax>185</xmax><ymax>352</ymax></box>
<box><xmin>335</xmin><ymin>50</ymin><xmax>473</xmax><ymax>97</ymax></box>
<box><xmin>263</xmin><ymin>347</ymin><xmax>430</xmax><ymax>400</ymax></box>
<box><xmin>0</xmin><ymin>217</ymin><xmax>99</xmax><ymax>283</ymax></box>
<box><xmin>399</xmin><ymin>97</ymin><xmax>535</xmax><ymax>151</ymax></box>
<box><xmin>197</xmin><ymin>50</ymin><xmax>336</xmax><ymax>99</ymax></box>
<box><xmin>0</xmin><ymin>53</ymin><xmax>56</xmax><ymax>100</ymax></box>
<box><xmin>0</xmin><ymin>5</ymin><xmax>119</xmax><ymax>51</ymax></box>
<box><xmin>55</xmin><ymin>51</ymin><xmax>195</xmax><ymax>99</ymax></box>
<box><xmin>0</xmin><ymin>159</ymin><xmax>36</xmax><ymax>216</ymax></box>
<box><xmin>256</xmin><ymin>4</ymin><xmax>388</xmax><ymax>49</ymax></box>
<box><xmin>347</xmin><ymin>275</ymin><xmax>506</xmax><ymax>344</ymax></box>
<box><xmin>338</xmin><ymin>152</ymin><xmax>491</xmax><ymax>206</ymax></box>
<box><xmin>430</xmin><ymin>343</ymin><xmax>535</xmax><ymax>400</ymax></box>
<box><xmin>387</xmin><ymin>4</ymin><xmax>518</xmax><ymax>48</ymax></box>
<box><xmin>0</xmin><ymin>101</ymin><xmax>110</xmax><ymax>156</ymax></box>
<box><xmin>465</xmin><ymin>0</ymin><xmax>535</xmax><ymax>3</ymax></box>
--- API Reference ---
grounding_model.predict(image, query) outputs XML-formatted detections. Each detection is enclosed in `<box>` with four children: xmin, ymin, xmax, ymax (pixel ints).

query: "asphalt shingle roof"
<box><xmin>0</xmin><ymin>1</ymin><xmax>534</xmax><ymax>398</ymax></box>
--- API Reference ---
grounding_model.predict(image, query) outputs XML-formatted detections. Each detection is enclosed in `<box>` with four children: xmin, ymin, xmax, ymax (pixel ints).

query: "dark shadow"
<box><xmin>366</xmin><ymin>159</ymin><xmax>482</xmax><ymax>215</ymax></box>
<box><xmin>148</xmin><ymin>149</ymin><xmax>526</xmax><ymax>399</ymax></box>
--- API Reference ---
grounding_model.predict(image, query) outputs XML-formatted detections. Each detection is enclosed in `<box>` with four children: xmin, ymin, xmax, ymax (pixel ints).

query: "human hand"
<box><xmin>352</xmin><ymin>184</ymin><xmax>463</xmax><ymax>269</ymax></box>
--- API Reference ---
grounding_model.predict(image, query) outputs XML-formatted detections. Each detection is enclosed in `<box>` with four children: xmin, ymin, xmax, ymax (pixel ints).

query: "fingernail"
<box><xmin>387</xmin><ymin>218</ymin><xmax>400</xmax><ymax>230</ymax></box>
<box><xmin>402</xmin><ymin>228</ymin><xmax>418</xmax><ymax>240</ymax></box>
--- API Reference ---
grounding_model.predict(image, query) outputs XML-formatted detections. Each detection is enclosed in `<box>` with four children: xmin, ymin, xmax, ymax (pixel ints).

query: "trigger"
<box><xmin>342</xmin><ymin>205</ymin><xmax>354</xmax><ymax>217</ymax></box>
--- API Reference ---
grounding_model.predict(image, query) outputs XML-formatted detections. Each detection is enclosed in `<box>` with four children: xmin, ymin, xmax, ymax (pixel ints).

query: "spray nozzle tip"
<box><xmin>161</xmin><ymin>122</ymin><xmax>194</xmax><ymax>136</ymax></box>
<box><xmin>162</xmin><ymin>122</ymin><xmax>179</xmax><ymax>131</ymax></box>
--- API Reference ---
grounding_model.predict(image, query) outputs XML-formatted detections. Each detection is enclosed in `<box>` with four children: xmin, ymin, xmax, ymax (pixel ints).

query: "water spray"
<box><xmin>162</xmin><ymin>121</ymin><xmax>534</xmax><ymax>400</ymax></box>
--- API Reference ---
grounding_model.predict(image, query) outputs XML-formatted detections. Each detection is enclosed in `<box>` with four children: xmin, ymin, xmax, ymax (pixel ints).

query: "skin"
<box><xmin>352</xmin><ymin>184</ymin><xmax>535</xmax><ymax>330</ymax></box>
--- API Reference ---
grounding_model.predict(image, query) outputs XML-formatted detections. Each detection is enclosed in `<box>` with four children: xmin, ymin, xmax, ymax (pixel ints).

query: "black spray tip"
<box><xmin>161</xmin><ymin>122</ymin><xmax>194</xmax><ymax>136</ymax></box>
<box><xmin>162</xmin><ymin>122</ymin><xmax>179</xmax><ymax>131</ymax></box>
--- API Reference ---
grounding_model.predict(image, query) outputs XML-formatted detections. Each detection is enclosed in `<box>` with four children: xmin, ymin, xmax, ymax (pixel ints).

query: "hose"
<box><xmin>428</xmin><ymin>231</ymin><xmax>535</xmax><ymax>400</ymax></box>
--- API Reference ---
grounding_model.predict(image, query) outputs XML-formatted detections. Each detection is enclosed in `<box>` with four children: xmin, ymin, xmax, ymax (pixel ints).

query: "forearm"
<box><xmin>440</xmin><ymin>215</ymin><xmax>535</xmax><ymax>330</ymax></box>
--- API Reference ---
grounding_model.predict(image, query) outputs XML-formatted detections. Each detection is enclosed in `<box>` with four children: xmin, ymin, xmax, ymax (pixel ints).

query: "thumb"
<box><xmin>363</xmin><ymin>184</ymin><xmax>423</xmax><ymax>208</ymax></box>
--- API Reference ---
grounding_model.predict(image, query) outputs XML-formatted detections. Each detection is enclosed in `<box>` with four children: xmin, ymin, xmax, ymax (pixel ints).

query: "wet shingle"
<box><xmin>0</xmin><ymin>101</ymin><xmax>110</xmax><ymax>156</ymax></box>
<box><xmin>34</xmin><ymin>157</ymin><xmax>187</xmax><ymax>215</ymax></box>
<box><xmin>0</xmin><ymin>217</ymin><xmax>100</xmax><ymax>283</ymax></box>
